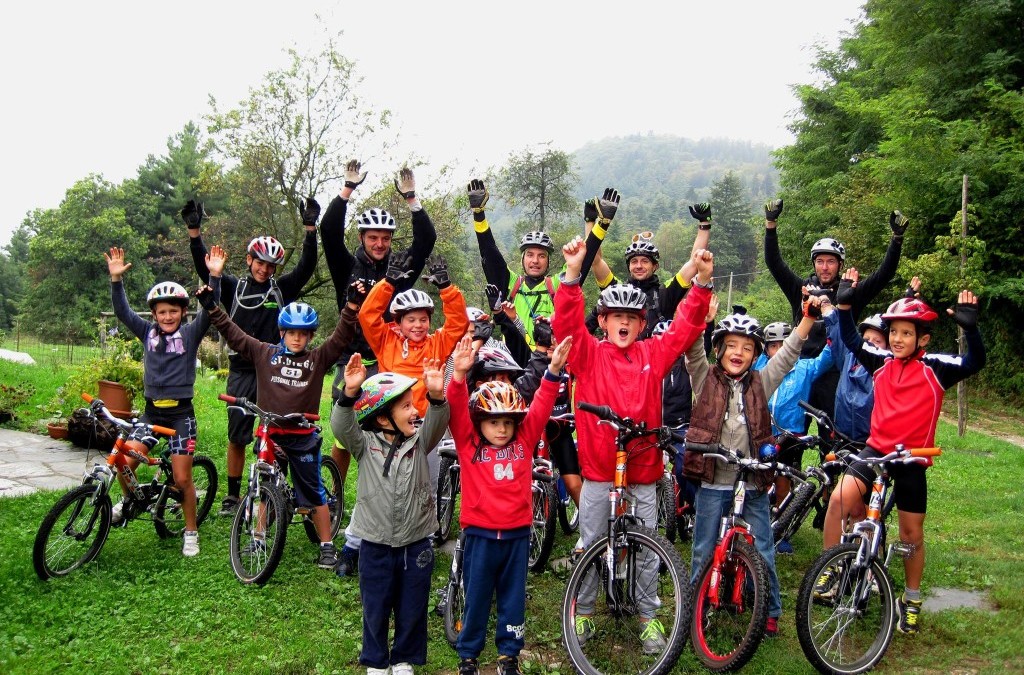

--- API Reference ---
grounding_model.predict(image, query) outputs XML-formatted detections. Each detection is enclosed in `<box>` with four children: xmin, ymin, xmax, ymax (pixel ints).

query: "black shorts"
<box><xmin>331</xmin><ymin>355</ymin><xmax>378</xmax><ymax>402</ymax></box>
<box><xmin>845</xmin><ymin>446</ymin><xmax>928</xmax><ymax>515</ymax></box>
<box><xmin>129</xmin><ymin>403</ymin><xmax>197</xmax><ymax>456</ymax></box>
<box><xmin>272</xmin><ymin>433</ymin><xmax>325</xmax><ymax>507</ymax></box>
<box><xmin>546</xmin><ymin>421</ymin><xmax>580</xmax><ymax>476</ymax></box>
<box><xmin>226</xmin><ymin>367</ymin><xmax>258</xmax><ymax>446</ymax></box>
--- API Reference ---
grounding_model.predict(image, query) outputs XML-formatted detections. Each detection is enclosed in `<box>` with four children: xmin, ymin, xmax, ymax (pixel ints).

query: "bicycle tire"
<box><xmin>562</xmin><ymin>526</ymin><xmax>691</xmax><ymax>675</ymax></box>
<box><xmin>436</xmin><ymin>456</ymin><xmax>459</xmax><ymax>542</ymax></box>
<box><xmin>229</xmin><ymin>482</ymin><xmax>288</xmax><ymax>585</ymax></box>
<box><xmin>443</xmin><ymin>546</ymin><xmax>466</xmax><ymax>648</ymax></box>
<box><xmin>528</xmin><ymin>480</ymin><xmax>558</xmax><ymax>573</ymax></box>
<box><xmin>558</xmin><ymin>492</ymin><xmax>579</xmax><ymax>534</ymax></box>
<box><xmin>771</xmin><ymin>479</ymin><xmax>817</xmax><ymax>547</ymax></box>
<box><xmin>657</xmin><ymin>475</ymin><xmax>677</xmax><ymax>543</ymax></box>
<box><xmin>795</xmin><ymin>542</ymin><xmax>896</xmax><ymax>675</ymax></box>
<box><xmin>691</xmin><ymin>538</ymin><xmax>770</xmax><ymax>672</ymax></box>
<box><xmin>33</xmin><ymin>483</ymin><xmax>112</xmax><ymax>580</ymax></box>
<box><xmin>302</xmin><ymin>455</ymin><xmax>344</xmax><ymax>544</ymax></box>
<box><xmin>153</xmin><ymin>455</ymin><xmax>219</xmax><ymax>539</ymax></box>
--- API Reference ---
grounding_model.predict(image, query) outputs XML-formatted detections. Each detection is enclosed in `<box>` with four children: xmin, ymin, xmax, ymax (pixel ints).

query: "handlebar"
<box><xmin>577</xmin><ymin>401</ymin><xmax>683</xmax><ymax>446</ymax></box>
<box><xmin>798</xmin><ymin>399</ymin><xmax>857</xmax><ymax>445</ymax></box>
<box><xmin>859</xmin><ymin>446</ymin><xmax>942</xmax><ymax>465</ymax></box>
<box><xmin>218</xmin><ymin>394</ymin><xmax>320</xmax><ymax>424</ymax></box>
<box><xmin>80</xmin><ymin>392</ymin><xmax>176</xmax><ymax>437</ymax></box>
<box><xmin>685</xmin><ymin>441</ymin><xmax>776</xmax><ymax>471</ymax></box>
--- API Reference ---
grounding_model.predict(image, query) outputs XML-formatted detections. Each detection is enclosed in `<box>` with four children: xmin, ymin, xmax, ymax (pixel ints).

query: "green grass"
<box><xmin>1</xmin><ymin>359</ymin><xmax>1023</xmax><ymax>673</ymax></box>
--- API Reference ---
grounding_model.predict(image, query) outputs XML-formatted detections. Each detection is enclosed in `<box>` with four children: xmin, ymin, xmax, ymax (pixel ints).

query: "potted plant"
<box><xmin>0</xmin><ymin>383</ymin><xmax>35</xmax><ymax>424</ymax></box>
<box><xmin>63</xmin><ymin>336</ymin><xmax>144</xmax><ymax>417</ymax></box>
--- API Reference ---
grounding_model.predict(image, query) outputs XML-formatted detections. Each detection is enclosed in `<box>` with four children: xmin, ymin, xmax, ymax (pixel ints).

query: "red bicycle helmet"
<box><xmin>881</xmin><ymin>297</ymin><xmax>937</xmax><ymax>325</ymax></box>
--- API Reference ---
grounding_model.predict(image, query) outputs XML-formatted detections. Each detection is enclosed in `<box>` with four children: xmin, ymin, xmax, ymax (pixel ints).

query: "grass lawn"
<box><xmin>1</xmin><ymin>358</ymin><xmax>1022</xmax><ymax>673</ymax></box>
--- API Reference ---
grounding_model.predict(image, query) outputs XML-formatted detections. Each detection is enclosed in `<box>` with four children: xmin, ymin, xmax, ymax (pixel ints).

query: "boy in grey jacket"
<box><xmin>331</xmin><ymin>354</ymin><xmax>450</xmax><ymax>675</ymax></box>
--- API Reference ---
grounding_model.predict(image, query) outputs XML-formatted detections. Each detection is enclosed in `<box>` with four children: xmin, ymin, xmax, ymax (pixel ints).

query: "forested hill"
<box><xmin>572</xmin><ymin>134</ymin><xmax>778</xmax><ymax>206</ymax></box>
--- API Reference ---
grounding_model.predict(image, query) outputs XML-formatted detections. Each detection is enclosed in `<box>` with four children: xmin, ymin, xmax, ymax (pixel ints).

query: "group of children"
<box><xmin>103</xmin><ymin>170</ymin><xmax>985</xmax><ymax>673</ymax></box>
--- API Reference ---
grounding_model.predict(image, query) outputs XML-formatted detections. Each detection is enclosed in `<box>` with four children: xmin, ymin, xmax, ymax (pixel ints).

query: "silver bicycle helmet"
<box><xmin>247</xmin><ymin>236</ymin><xmax>285</xmax><ymax>265</ymax></box>
<box><xmin>519</xmin><ymin>231</ymin><xmax>554</xmax><ymax>253</ymax></box>
<box><xmin>652</xmin><ymin>320</ymin><xmax>672</xmax><ymax>336</ymax></box>
<box><xmin>858</xmin><ymin>314</ymin><xmax>887</xmax><ymax>334</ymax></box>
<box><xmin>147</xmin><ymin>282</ymin><xmax>189</xmax><ymax>309</ymax></box>
<box><xmin>357</xmin><ymin>208</ymin><xmax>396</xmax><ymax>231</ymax></box>
<box><xmin>810</xmin><ymin>238</ymin><xmax>846</xmax><ymax>263</ymax></box>
<box><xmin>712</xmin><ymin>314</ymin><xmax>764</xmax><ymax>355</ymax></box>
<box><xmin>596</xmin><ymin>283</ymin><xmax>647</xmax><ymax>315</ymax></box>
<box><xmin>625</xmin><ymin>239</ymin><xmax>660</xmax><ymax>264</ymax></box>
<box><xmin>389</xmin><ymin>288</ymin><xmax>434</xmax><ymax>317</ymax></box>
<box><xmin>762</xmin><ymin>321</ymin><xmax>792</xmax><ymax>343</ymax></box>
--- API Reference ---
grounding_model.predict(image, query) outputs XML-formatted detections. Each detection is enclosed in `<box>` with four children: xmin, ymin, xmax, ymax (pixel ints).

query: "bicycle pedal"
<box><xmin>891</xmin><ymin>542</ymin><xmax>915</xmax><ymax>559</ymax></box>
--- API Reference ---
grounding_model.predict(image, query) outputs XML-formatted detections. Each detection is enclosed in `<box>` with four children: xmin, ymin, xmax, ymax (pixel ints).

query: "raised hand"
<box><xmin>195</xmin><ymin>285</ymin><xmax>216</xmax><ymax>311</ymax></box>
<box><xmin>104</xmin><ymin>247</ymin><xmax>132</xmax><ymax>280</ymax></box>
<box><xmin>385</xmin><ymin>251</ymin><xmax>413</xmax><ymax>284</ymax></box>
<box><xmin>595</xmin><ymin>188</ymin><xmax>620</xmax><ymax>224</ymax></box>
<box><xmin>181</xmin><ymin>199</ymin><xmax>203</xmax><ymax>230</ymax></box>
<box><xmin>394</xmin><ymin>167</ymin><xmax>416</xmax><ymax>200</ymax></box>
<box><xmin>802</xmin><ymin>292</ymin><xmax>824</xmax><ymax>319</ymax></box>
<box><xmin>300</xmin><ymin>197</ymin><xmax>321</xmax><ymax>227</ymax></box>
<box><xmin>764</xmin><ymin>198</ymin><xmax>783</xmax><ymax>222</ymax></box>
<box><xmin>451</xmin><ymin>335</ymin><xmax>476</xmax><ymax>379</ymax></box>
<box><xmin>206</xmin><ymin>245</ymin><xmax>228</xmax><ymax>277</ymax></box>
<box><xmin>689</xmin><ymin>202</ymin><xmax>712</xmax><ymax>223</ymax></box>
<box><xmin>343</xmin><ymin>353</ymin><xmax>367</xmax><ymax>395</ymax></box>
<box><xmin>549</xmin><ymin>335</ymin><xmax>573</xmax><ymax>373</ymax></box>
<box><xmin>484</xmin><ymin>283</ymin><xmax>504</xmax><ymax>312</ymax></box>
<box><xmin>905</xmin><ymin>275</ymin><xmax>922</xmax><ymax>299</ymax></box>
<box><xmin>344</xmin><ymin>160</ymin><xmax>367</xmax><ymax>189</ymax></box>
<box><xmin>421</xmin><ymin>254</ymin><xmax>451</xmax><ymax>289</ymax></box>
<box><xmin>423</xmin><ymin>358</ymin><xmax>445</xmax><ymax>399</ymax></box>
<box><xmin>836</xmin><ymin>268</ymin><xmax>859</xmax><ymax>306</ymax></box>
<box><xmin>705</xmin><ymin>293</ymin><xmax>720</xmax><ymax>324</ymax></box>
<box><xmin>467</xmin><ymin>179</ymin><xmax>489</xmax><ymax>212</ymax></box>
<box><xmin>890</xmin><ymin>210</ymin><xmax>910</xmax><ymax>237</ymax></box>
<box><xmin>562</xmin><ymin>235</ymin><xmax>586</xmax><ymax>271</ymax></box>
<box><xmin>532</xmin><ymin>316</ymin><xmax>554</xmax><ymax>349</ymax></box>
<box><xmin>500</xmin><ymin>300</ymin><xmax>519</xmax><ymax>321</ymax></box>
<box><xmin>583</xmin><ymin>198</ymin><xmax>599</xmax><ymax>224</ymax></box>
<box><xmin>693</xmin><ymin>249</ymin><xmax>714</xmax><ymax>283</ymax></box>
<box><xmin>347</xmin><ymin>280</ymin><xmax>368</xmax><ymax>308</ymax></box>
<box><xmin>948</xmin><ymin>290</ymin><xmax>979</xmax><ymax>329</ymax></box>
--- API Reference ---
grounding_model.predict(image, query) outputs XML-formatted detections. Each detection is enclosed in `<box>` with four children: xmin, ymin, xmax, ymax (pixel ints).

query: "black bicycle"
<box><xmin>33</xmin><ymin>394</ymin><xmax>217</xmax><ymax>579</ymax></box>
<box><xmin>435</xmin><ymin>437</ymin><xmax>460</xmax><ymax>543</ymax></box>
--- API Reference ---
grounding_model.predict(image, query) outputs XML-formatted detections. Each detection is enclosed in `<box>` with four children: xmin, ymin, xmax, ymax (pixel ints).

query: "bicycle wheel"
<box><xmin>796</xmin><ymin>542</ymin><xmax>896</xmax><ymax>675</ymax></box>
<box><xmin>229</xmin><ymin>482</ymin><xmax>288</xmax><ymax>585</ymax></box>
<box><xmin>562</xmin><ymin>526</ymin><xmax>690</xmax><ymax>675</ymax></box>
<box><xmin>303</xmin><ymin>455</ymin><xmax>344</xmax><ymax>544</ymax></box>
<box><xmin>33</xmin><ymin>484</ymin><xmax>112</xmax><ymax>580</ymax></box>
<box><xmin>436</xmin><ymin>457</ymin><xmax>459</xmax><ymax>542</ymax></box>
<box><xmin>657</xmin><ymin>475</ymin><xmax>677</xmax><ymax>543</ymax></box>
<box><xmin>691</xmin><ymin>538</ymin><xmax>770</xmax><ymax>672</ymax></box>
<box><xmin>443</xmin><ymin>545</ymin><xmax>466</xmax><ymax>648</ymax></box>
<box><xmin>771</xmin><ymin>479</ymin><xmax>817</xmax><ymax>547</ymax></box>
<box><xmin>528</xmin><ymin>480</ymin><xmax>558</xmax><ymax>573</ymax></box>
<box><xmin>154</xmin><ymin>455</ymin><xmax>218</xmax><ymax>539</ymax></box>
<box><xmin>558</xmin><ymin>486</ymin><xmax>579</xmax><ymax>535</ymax></box>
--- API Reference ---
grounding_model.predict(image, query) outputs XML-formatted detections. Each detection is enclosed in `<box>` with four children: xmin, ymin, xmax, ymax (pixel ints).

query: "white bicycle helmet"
<box><xmin>519</xmin><ymin>231</ymin><xmax>554</xmax><ymax>253</ymax></box>
<box><xmin>147</xmin><ymin>282</ymin><xmax>189</xmax><ymax>309</ymax></box>
<box><xmin>858</xmin><ymin>313</ymin><xmax>887</xmax><ymax>334</ymax></box>
<box><xmin>762</xmin><ymin>321</ymin><xmax>792</xmax><ymax>343</ymax></box>
<box><xmin>596</xmin><ymin>283</ymin><xmax>647</xmax><ymax>315</ymax></box>
<box><xmin>652</xmin><ymin>320</ymin><xmax>672</xmax><ymax>336</ymax></box>
<box><xmin>389</xmin><ymin>288</ymin><xmax>434</xmax><ymax>317</ymax></box>
<box><xmin>810</xmin><ymin>238</ymin><xmax>846</xmax><ymax>263</ymax></box>
<box><xmin>357</xmin><ymin>208</ymin><xmax>396</xmax><ymax>231</ymax></box>
<box><xmin>712</xmin><ymin>313</ymin><xmax>764</xmax><ymax>355</ymax></box>
<box><xmin>467</xmin><ymin>307</ymin><xmax>488</xmax><ymax>322</ymax></box>
<box><xmin>625</xmin><ymin>239</ymin><xmax>660</xmax><ymax>263</ymax></box>
<box><xmin>247</xmin><ymin>236</ymin><xmax>285</xmax><ymax>265</ymax></box>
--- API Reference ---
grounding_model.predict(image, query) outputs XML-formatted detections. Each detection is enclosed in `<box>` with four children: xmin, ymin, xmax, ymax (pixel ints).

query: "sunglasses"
<box><xmin>631</xmin><ymin>231</ymin><xmax>654</xmax><ymax>243</ymax></box>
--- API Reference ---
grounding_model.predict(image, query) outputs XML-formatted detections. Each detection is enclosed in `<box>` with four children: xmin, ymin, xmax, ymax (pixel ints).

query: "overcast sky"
<box><xmin>0</xmin><ymin>0</ymin><xmax>864</xmax><ymax>247</ymax></box>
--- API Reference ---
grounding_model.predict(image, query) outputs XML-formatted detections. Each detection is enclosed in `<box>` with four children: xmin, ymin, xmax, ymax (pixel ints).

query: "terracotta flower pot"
<box><xmin>97</xmin><ymin>380</ymin><xmax>132</xmax><ymax>415</ymax></box>
<box><xmin>47</xmin><ymin>423</ymin><xmax>69</xmax><ymax>440</ymax></box>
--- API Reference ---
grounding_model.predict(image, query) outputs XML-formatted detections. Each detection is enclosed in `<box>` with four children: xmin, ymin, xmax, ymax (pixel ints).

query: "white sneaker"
<box><xmin>392</xmin><ymin>664</ymin><xmax>413</xmax><ymax>675</ymax></box>
<box><xmin>111</xmin><ymin>501</ymin><xmax>126</xmax><ymax>525</ymax></box>
<box><xmin>182</xmin><ymin>531</ymin><xmax>199</xmax><ymax>557</ymax></box>
<box><xmin>366</xmin><ymin>668</ymin><xmax>390</xmax><ymax>675</ymax></box>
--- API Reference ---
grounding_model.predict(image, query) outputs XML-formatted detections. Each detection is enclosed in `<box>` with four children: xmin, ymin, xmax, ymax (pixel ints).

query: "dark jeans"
<box><xmin>358</xmin><ymin>538</ymin><xmax>434</xmax><ymax>668</ymax></box>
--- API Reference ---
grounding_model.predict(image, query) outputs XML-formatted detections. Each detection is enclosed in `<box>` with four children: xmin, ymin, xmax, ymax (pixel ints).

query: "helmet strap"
<box><xmin>380</xmin><ymin>411</ymin><xmax>407</xmax><ymax>477</ymax></box>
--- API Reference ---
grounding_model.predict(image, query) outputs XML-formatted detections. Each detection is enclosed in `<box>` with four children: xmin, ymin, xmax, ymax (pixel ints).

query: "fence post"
<box><xmin>958</xmin><ymin>174</ymin><xmax>968</xmax><ymax>437</ymax></box>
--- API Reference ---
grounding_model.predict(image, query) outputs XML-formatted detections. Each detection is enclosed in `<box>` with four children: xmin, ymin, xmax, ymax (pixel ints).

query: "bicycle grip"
<box><xmin>798</xmin><ymin>400</ymin><xmax>827</xmax><ymax>419</ymax></box>
<box><xmin>81</xmin><ymin>392</ymin><xmax>94</xmax><ymax>403</ymax></box>
<box><xmin>218</xmin><ymin>394</ymin><xmax>237</xmax><ymax>404</ymax></box>
<box><xmin>532</xmin><ymin>471</ymin><xmax>555</xmax><ymax>483</ymax></box>
<box><xmin>304</xmin><ymin>413</ymin><xmax>320</xmax><ymax>422</ymax></box>
<box><xmin>576</xmin><ymin>401</ymin><xmax>612</xmax><ymax>420</ymax></box>
<box><xmin>151</xmin><ymin>425</ymin><xmax>177</xmax><ymax>437</ymax></box>
<box><xmin>670</xmin><ymin>429</ymin><xmax>687</xmax><ymax>445</ymax></box>
<box><xmin>910</xmin><ymin>447</ymin><xmax>941</xmax><ymax>457</ymax></box>
<box><xmin>685</xmin><ymin>441</ymin><xmax>717</xmax><ymax>454</ymax></box>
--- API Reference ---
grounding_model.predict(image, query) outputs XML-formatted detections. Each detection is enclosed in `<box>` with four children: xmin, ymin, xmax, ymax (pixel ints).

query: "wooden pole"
<box><xmin>958</xmin><ymin>175</ymin><xmax>968</xmax><ymax>437</ymax></box>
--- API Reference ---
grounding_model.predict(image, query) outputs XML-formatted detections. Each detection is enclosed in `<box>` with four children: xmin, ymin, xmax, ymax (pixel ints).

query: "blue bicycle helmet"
<box><xmin>278</xmin><ymin>302</ymin><xmax>319</xmax><ymax>330</ymax></box>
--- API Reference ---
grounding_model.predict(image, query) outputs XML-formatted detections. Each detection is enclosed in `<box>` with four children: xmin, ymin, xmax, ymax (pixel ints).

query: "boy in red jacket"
<box><xmin>446</xmin><ymin>335</ymin><xmax>571</xmax><ymax>675</ymax></box>
<box><xmin>552</xmin><ymin>236</ymin><xmax>714</xmax><ymax>652</ymax></box>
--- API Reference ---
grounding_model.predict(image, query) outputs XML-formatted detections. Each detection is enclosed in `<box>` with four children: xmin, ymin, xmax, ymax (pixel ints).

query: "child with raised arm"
<box><xmin>816</xmin><ymin>269</ymin><xmax>985</xmax><ymax>635</ymax></box>
<box><xmin>330</xmin><ymin>356</ymin><xmax>450</xmax><ymax>675</ymax></box>
<box><xmin>684</xmin><ymin>291</ymin><xmax>825</xmax><ymax>637</ymax></box>
<box><xmin>104</xmin><ymin>245</ymin><xmax>222</xmax><ymax>556</ymax></box>
<box><xmin>447</xmin><ymin>335</ymin><xmax>571</xmax><ymax>675</ymax></box>
<box><xmin>552</xmin><ymin>236</ymin><xmax>714</xmax><ymax>652</ymax></box>
<box><xmin>198</xmin><ymin>276</ymin><xmax>361</xmax><ymax>570</ymax></box>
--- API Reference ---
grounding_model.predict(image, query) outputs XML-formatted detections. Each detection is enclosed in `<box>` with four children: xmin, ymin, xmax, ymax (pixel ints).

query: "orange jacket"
<box><xmin>359</xmin><ymin>281</ymin><xmax>469</xmax><ymax>414</ymax></box>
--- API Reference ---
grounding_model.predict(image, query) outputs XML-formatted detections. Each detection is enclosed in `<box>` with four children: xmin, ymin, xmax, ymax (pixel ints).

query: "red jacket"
<box><xmin>552</xmin><ymin>281</ymin><xmax>711</xmax><ymax>484</ymax></box>
<box><xmin>448</xmin><ymin>373</ymin><xmax>559</xmax><ymax>532</ymax></box>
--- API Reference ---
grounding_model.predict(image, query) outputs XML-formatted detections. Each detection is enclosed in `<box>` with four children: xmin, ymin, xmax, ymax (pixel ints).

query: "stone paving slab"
<box><xmin>0</xmin><ymin>428</ymin><xmax>98</xmax><ymax>497</ymax></box>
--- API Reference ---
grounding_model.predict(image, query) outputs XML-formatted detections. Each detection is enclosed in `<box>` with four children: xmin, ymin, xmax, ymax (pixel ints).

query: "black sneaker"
<box><xmin>458</xmin><ymin>658</ymin><xmax>479</xmax><ymax>675</ymax></box>
<box><xmin>435</xmin><ymin>587</ymin><xmax>448</xmax><ymax>617</ymax></box>
<box><xmin>495</xmin><ymin>655</ymin><xmax>522</xmax><ymax>675</ymax></box>
<box><xmin>317</xmin><ymin>542</ymin><xmax>339</xmax><ymax>569</ymax></box>
<box><xmin>218</xmin><ymin>496</ymin><xmax>240</xmax><ymax>517</ymax></box>
<box><xmin>335</xmin><ymin>546</ymin><xmax>359</xmax><ymax>577</ymax></box>
<box><xmin>897</xmin><ymin>594</ymin><xmax>923</xmax><ymax>635</ymax></box>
